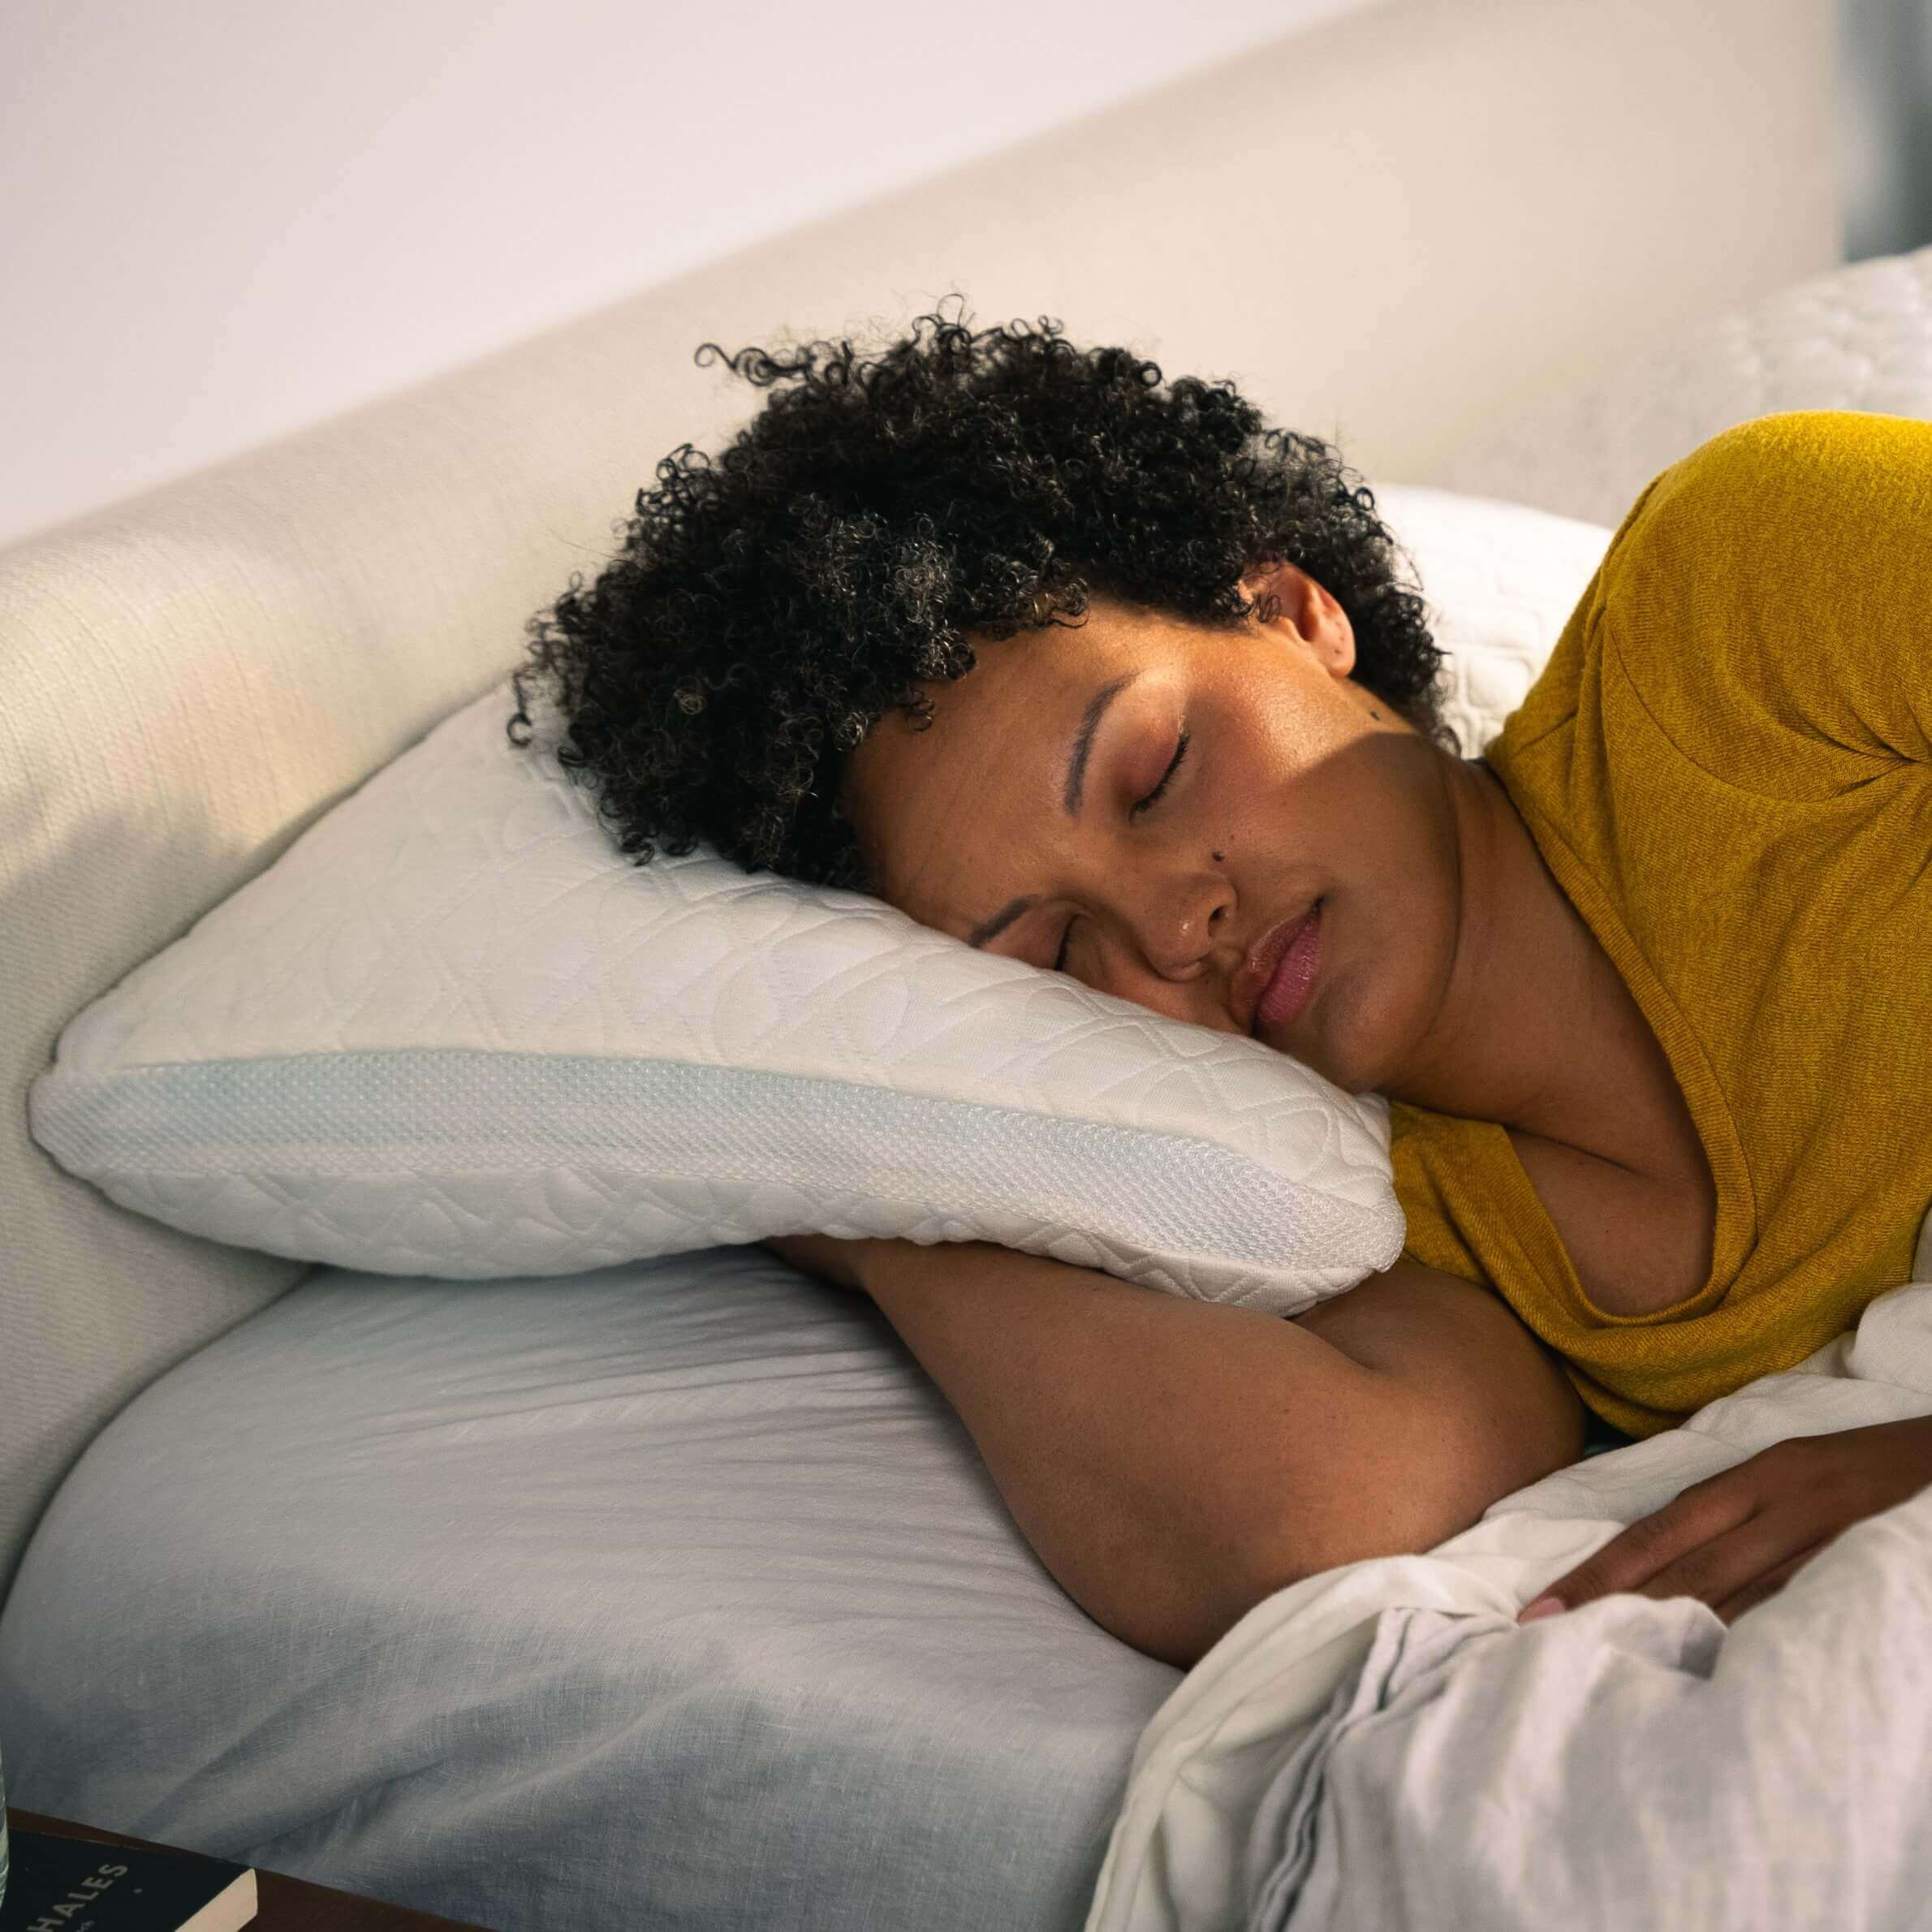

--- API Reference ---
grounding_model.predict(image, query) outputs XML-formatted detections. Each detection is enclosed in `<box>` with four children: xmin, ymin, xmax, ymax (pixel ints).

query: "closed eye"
<box><xmin>1132</xmin><ymin>727</ymin><xmax>1190</xmax><ymax>819</ymax></box>
<box><xmin>1055</xmin><ymin>727</ymin><xmax>1192</xmax><ymax>971</ymax></box>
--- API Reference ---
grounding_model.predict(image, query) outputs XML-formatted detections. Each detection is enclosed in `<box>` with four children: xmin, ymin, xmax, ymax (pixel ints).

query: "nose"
<box><xmin>1131</xmin><ymin>865</ymin><xmax>1233</xmax><ymax>981</ymax></box>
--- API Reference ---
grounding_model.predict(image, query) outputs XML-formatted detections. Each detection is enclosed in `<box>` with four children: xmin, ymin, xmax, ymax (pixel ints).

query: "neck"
<box><xmin>1384</xmin><ymin>755</ymin><xmax>1633</xmax><ymax>1156</ymax></box>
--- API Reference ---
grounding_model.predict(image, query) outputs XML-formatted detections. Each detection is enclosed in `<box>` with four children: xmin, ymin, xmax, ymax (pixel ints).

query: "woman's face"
<box><xmin>838</xmin><ymin>561</ymin><xmax>1471</xmax><ymax>1097</ymax></box>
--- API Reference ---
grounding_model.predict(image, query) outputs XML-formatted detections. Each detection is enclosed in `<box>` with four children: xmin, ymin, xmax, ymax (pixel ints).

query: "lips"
<box><xmin>1241</xmin><ymin>903</ymin><xmax>1320</xmax><ymax>1037</ymax></box>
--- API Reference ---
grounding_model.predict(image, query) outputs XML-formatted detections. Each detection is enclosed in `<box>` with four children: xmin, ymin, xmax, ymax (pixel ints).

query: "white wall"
<box><xmin>0</xmin><ymin>0</ymin><xmax>1368</xmax><ymax>553</ymax></box>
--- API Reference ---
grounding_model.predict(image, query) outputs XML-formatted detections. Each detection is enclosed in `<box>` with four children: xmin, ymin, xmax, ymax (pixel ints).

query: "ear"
<box><xmin>1240</xmin><ymin>558</ymin><xmax>1356</xmax><ymax>678</ymax></box>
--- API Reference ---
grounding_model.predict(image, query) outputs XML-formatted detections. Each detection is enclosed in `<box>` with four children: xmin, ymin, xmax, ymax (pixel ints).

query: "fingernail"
<box><xmin>1517</xmin><ymin>1596</ymin><xmax>1565</xmax><ymax>1624</ymax></box>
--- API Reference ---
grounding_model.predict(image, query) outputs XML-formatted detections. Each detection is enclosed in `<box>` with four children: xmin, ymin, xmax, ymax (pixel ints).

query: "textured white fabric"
<box><xmin>26</xmin><ymin>486</ymin><xmax>1611</xmax><ymax>1313</ymax></box>
<box><xmin>1085</xmin><ymin>1232</ymin><xmax>1932</xmax><ymax>1932</ymax></box>
<box><xmin>1241</xmin><ymin>1507</ymin><xmax>1932</xmax><ymax>1932</ymax></box>
<box><xmin>1441</xmin><ymin>242</ymin><xmax>1932</xmax><ymax>528</ymax></box>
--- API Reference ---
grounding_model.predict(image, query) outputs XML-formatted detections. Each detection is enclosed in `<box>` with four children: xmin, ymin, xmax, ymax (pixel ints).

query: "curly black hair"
<box><xmin>507</xmin><ymin>301</ymin><xmax>1453</xmax><ymax>892</ymax></box>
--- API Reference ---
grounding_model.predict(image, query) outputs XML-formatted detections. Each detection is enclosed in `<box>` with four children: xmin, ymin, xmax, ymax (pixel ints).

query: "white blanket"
<box><xmin>1086</xmin><ymin>1230</ymin><xmax>1932</xmax><ymax>1932</ymax></box>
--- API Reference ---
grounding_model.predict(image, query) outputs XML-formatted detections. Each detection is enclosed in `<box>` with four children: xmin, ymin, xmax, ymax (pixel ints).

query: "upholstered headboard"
<box><xmin>0</xmin><ymin>0</ymin><xmax>1839</xmax><ymax>1602</ymax></box>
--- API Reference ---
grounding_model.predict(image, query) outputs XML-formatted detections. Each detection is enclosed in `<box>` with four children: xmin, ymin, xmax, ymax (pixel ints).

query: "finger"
<box><xmin>1625</xmin><ymin>1511</ymin><xmax>1826</xmax><ymax>1613</ymax></box>
<box><xmin>1711</xmin><ymin>1538</ymin><xmax>1831</xmax><ymax>1625</ymax></box>
<box><xmin>1519</xmin><ymin>1473</ymin><xmax>1756</xmax><ymax>1619</ymax></box>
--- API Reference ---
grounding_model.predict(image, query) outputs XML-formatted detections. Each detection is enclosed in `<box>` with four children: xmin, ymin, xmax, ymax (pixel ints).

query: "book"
<box><xmin>0</xmin><ymin>1828</ymin><xmax>256</xmax><ymax>1932</ymax></box>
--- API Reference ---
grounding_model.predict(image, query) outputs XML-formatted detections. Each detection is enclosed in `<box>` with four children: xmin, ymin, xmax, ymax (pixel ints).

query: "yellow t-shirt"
<box><xmin>1391</xmin><ymin>410</ymin><xmax>1932</xmax><ymax>1438</ymax></box>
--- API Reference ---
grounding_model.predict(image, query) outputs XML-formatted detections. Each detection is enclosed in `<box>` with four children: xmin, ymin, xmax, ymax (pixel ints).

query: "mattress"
<box><xmin>0</xmin><ymin>1247</ymin><xmax>1179</xmax><ymax>1930</ymax></box>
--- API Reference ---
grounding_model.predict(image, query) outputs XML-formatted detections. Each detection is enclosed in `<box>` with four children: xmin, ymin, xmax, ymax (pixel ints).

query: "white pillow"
<box><xmin>28</xmin><ymin>485</ymin><xmax>1611</xmax><ymax>1317</ymax></box>
<box><xmin>1376</xmin><ymin>484</ymin><xmax>1615</xmax><ymax>759</ymax></box>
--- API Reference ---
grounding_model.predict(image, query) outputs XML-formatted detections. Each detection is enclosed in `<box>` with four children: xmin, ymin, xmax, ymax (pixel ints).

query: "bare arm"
<box><xmin>791</xmin><ymin>1237</ymin><xmax>1585</xmax><ymax>1668</ymax></box>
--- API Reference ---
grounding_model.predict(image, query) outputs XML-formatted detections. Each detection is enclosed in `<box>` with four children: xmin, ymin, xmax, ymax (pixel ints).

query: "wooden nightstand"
<box><xmin>7</xmin><ymin>1809</ymin><xmax>494</xmax><ymax>1930</ymax></box>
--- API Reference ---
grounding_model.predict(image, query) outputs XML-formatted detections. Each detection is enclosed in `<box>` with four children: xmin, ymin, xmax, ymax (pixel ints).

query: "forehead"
<box><xmin>839</xmin><ymin>601</ymin><xmax>1184</xmax><ymax>926</ymax></box>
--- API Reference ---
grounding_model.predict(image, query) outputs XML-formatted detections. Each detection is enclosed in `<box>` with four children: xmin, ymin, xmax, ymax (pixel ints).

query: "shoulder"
<box><xmin>1609</xmin><ymin>410</ymin><xmax>1932</xmax><ymax>571</ymax></box>
<box><xmin>1645</xmin><ymin>408</ymin><xmax>1930</xmax><ymax>496</ymax></box>
<box><xmin>1594</xmin><ymin>411</ymin><xmax>1932</xmax><ymax>782</ymax></box>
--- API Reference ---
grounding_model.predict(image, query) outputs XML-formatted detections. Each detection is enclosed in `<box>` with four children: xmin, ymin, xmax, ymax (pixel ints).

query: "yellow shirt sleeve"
<box><xmin>1596</xmin><ymin>410</ymin><xmax>1932</xmax><ymax>785</ymax></box>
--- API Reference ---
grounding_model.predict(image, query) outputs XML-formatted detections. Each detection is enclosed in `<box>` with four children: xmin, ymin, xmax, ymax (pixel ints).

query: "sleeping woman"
<box><xmin>507</xmin><ymin>309</ymin><xmax>1932</xmax><ymax>1669</ymax></box>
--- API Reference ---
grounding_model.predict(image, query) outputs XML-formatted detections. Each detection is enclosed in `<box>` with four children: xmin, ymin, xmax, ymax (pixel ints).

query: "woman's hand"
<box><xmin>1518</xmin><ymin>1414</ymin><xmax>1932</xmax><ymax>1626</ymax></box>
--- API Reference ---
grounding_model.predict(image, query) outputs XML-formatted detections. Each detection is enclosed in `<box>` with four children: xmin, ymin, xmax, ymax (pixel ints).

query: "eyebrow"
<box><xmin>964</xmin><ymin>671</ymin><xmax>1142</xmax><ymax>951</ymax></box>
<box><xmin>966</xmin><ymin>893</ymin><xmax>1037</xmax><ymax>950</ymax></box>
<box><xmin>1063</xmin><ymin>672</ymin><xmax>1141</xmax><ymax>817</ymax></box>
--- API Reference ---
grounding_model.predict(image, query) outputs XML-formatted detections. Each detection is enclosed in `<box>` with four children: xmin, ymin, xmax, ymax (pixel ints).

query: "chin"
<box><xmin>1258</xmin><ymin>1007</ymin><xmax>1344</xmax><ymax>1088</ymax></box>
<box><xmin>1282</xmin><ymin>969</ymin><xmax>1390</xmax><ymax>1098</ymax></box>
<box><xmin>1295</xmin><ymin>1029</ymin><xmax>1363</xmax><ymax>1095</ymax></box>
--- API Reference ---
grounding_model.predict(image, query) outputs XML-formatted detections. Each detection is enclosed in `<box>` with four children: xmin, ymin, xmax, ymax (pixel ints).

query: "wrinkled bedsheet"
<box><xmin>1089</xmin><ymin>1238</ymin><xmax>1932</xmax><ymax>1932</ymax></box>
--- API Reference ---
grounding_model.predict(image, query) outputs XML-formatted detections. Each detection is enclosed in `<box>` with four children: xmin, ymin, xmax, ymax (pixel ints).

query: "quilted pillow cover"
<box><xmin>28</xmin><ymin>485</ymin><xmax>1612</xmax><ymax>1316</ymax></box>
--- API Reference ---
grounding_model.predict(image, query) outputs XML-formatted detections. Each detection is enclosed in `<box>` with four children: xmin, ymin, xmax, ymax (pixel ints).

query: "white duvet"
<box><xmin>1085</xmin><ymin>1217</ymin><xmax>1932</xmax><ymax>1932</ymax></box>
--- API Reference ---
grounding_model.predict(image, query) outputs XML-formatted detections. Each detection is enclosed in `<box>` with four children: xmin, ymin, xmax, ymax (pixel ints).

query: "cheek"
<box><xmin>1207</xmin><ymin>695</ymin><xmax>1435</xmax><ymax>912</ymax></box>
<box><xmin>1195</xmin><ymin>694</ymin><xmax>1305</xmax><ymax>839</ymax></box>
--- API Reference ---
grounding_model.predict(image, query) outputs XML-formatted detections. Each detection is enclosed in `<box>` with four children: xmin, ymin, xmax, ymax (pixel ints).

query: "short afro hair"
<box><xmin>507</xmin><ymin>302</ymin><xmax>1453</xmax><ymax>892</ymax></box>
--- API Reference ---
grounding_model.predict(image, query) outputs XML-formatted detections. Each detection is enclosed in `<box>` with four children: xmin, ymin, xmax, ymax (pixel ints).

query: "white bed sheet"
<box><xmin>0</xmin><ymin>1247</ymin><xmax>1179</xmax><ymax>1931</ymax></box>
